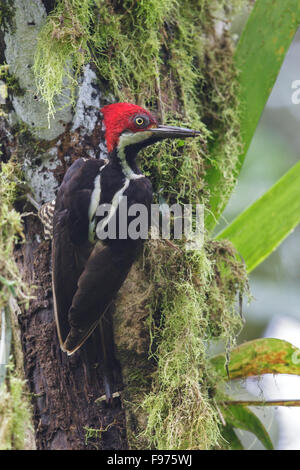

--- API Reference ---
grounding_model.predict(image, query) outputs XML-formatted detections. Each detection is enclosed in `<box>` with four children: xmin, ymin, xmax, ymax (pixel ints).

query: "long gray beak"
<box><xmin>149</xmin><ymin>125</ymin><xmax>201</xmax><ymax>139</ymax></box>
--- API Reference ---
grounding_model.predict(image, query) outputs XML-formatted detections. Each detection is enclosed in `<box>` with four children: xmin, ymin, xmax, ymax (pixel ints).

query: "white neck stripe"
<box><xmin>117</xmin><ymin>131</ymin><xmax>151</xmax><ymax>180</ymax></box>
<box><xmin>96</xmin><ymin>177</ymin><xmax>130</xmax><ymax>237</ymax></box>
<box><xmin>89</xmin><ymin>132</ymin><xmax>148</xmax><ymax>242</ymax></box>
<box><xmin>88</xmin><ymin>161</ymin><xmax>109</xmax><ymax>242</ymax></box>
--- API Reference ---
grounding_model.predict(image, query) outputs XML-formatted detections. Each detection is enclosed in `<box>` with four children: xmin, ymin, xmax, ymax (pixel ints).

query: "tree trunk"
<box><xmin>18</xmin><ymin>217</ymin><xmax>128</xmax><ymax>450</ymax></box>
<box><xmin>1</xmin><ymin>0</ymin><xmax>247</xmax><ymax>451</ymax></box>
<box><xmin>0</xmin><ymin>0</ymin><xmax>131</xmax><ymax>450</ymax></box>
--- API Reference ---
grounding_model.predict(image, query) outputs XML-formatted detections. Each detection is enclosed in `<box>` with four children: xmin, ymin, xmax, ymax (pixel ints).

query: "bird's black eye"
<box><xmin>134</xmin><ymin>115</ymin><xmax>148</xmax><ymax>128</ymax></box>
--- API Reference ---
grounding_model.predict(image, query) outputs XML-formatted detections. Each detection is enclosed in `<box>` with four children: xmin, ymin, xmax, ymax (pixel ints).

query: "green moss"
<box><xmin>34</xmin><ymin>0</ymin><xmax>245</xmax><ymax>212</ymax></box>
<box><xmin>0</xmin><ymin>163</ymin><xmax>34</xmax><ymax>450</ymax></box>
<box><xmin>0</xmin><ymin>364</ymin><xmax>33</xmax><ymax>450</ymax></box>
<box><xmin>127</xmin><ymin>367</ymin><xmax>150</xmax><ymax>389</ymax></box>
<box><xmin>0</xmin><ymin>64</ymin><xmax>24</xmax><ymax>97</ymax></box>
<box><xmin>139</xmin><ymin>239</ymin><xmax>246</xmax><ymax>449</ymax></box>
<box><xmin>33</xmin><ymin>0</ymin><xmax>250</xmax><ymax>450</ymax></box>
<box><xmin>33</xmin><ymin>0</ymin><xmax>94</xmax><ymax>119</ymax></box>
<box><xmin>0</xmin><ymin>0</ymin><xmax>14</xmax><ymax>31</ymax></box>
<box><xmin>0</xmin><ymin>161</ymin><xmax>31</xmax><ymax>312</ymax></box>
<box><xmin>83</xmin><ymin>426</ymin><xmax>102</xmax><ymax>446</ymax></box>
<box><xmin>83</xmin><ymin>422</ymin><xmax>117</xmax><ymax>448</ymax></box>
<box><xmin>0</xmin><ymin>161</ymin><xmax>30</xmax><ymax>303</ymax></box>
<box><xmin>0</xmin><ymin>63</ymin><xmax>24</xmax><ymax>118</ymax></box>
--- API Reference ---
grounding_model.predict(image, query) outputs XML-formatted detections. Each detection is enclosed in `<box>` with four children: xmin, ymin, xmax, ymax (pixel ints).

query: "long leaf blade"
<box><xmin>222</xmin><ymin>404</ymin><xmax>274</xmax><ymax>450</ymax></box>
<box><xmin>211</xmin><ymin>338</ymin><xmax>300</xmax><ymax>380</ymax></box>
<box><xmin>235</xmin><ymin>0</ymin><xmax>300</xmax><ymax>169</ymax></box>
<box><xmin>222</xmin><ymin>400</ymin><xmax>300</xmax><ymax>407</ymax></box>
<box><xmin>0</xmin><ymin>307</ymin><xmax>11</xmax><ymax>387</ymax></box>
<box><xmin>220</xmin><ymin>424</ymin><xmax>244</xmax><ymax>450</ymax></box>
<box><xmin>216</xmin><ymin>161</ymin><xmax>300</xmax><ymax>273</ymax></box>
<box><xmin>205</xmin><ymin>0</ymin><xmax>300</xmax><ymax>230</ymax></box>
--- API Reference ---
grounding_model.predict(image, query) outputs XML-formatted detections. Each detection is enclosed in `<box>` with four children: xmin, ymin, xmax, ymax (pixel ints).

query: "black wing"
<box><xmin>52</xmin><ymin>158</ymin><xmax>139</xmax><ymax>355</ymax></box>
<box><xmin>62</xmin><ymin>240</ymin><xmax>137</xmax><ymax>354</ymax></box>
<box><xmin>52</xmin><ymin>158</ymin><xmax>101</xmax><ymax>350</ymax></box>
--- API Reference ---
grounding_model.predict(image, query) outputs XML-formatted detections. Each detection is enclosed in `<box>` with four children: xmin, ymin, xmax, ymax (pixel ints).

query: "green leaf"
<box><xmin>211</xmin><ymin>338</ymin><xmax>300</xmax><ymax>380</ymax></box>
<box><xmin>235</xmin><ymin>0</ymin><xmax>300</xmax><ymax>170</ymax></box>
<box><xmin>220</xmin><ymin>424</ymin><xmax>244</xmax><ymax>450</ymax></box>
<box><xmin>0</xmin><ymin>307</ymin><xmax>12</xmax><ymax>387</ymax></box>
<box><xmin>205</xmin><ymin>0</ymin><xmax>300</xmax><ymax>230</ymax></box>
<box><xmin>222</xmin><ymin>400</ymin><xmax>300</xmax><ymax>407</ymax></box>
<box><xmin>216</xmin><ymin>161</ymin><xmax>300</xmax><ymax>272</ymax></box>
<box><xmin>176</xmin><ymin>139</ymin><xmax>185</xmax><ymax>148</ymax></box>
<box><xmin>221</xmin><ymin>404</ymin><xmax>274</xmax><ymax>450</ymax></box>
<box><xmin>0</xmin><ymin>275</ymin><xmax>16</xmax><ymax>287</ymax></box>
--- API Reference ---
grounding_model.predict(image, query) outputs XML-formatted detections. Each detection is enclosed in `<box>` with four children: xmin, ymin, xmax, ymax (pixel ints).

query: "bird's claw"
<box><xmin>96</xmin><ymin>391</ymin><xmax>121</xmax><ymax>406</ymax></box>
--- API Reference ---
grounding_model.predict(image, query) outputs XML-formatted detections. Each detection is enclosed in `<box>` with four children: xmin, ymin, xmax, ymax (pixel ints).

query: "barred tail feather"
<box><xmin>38</xmin><ymin>199</ymin><xmax>56</xmax><ymax>240</ymax></box>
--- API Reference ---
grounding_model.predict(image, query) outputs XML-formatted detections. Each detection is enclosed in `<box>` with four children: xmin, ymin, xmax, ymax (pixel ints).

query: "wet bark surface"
<box><xmin>17</xmin><ymin>215</ymin><xmax>127</xmax><ymax>450</ymax></box>
<box><xmin>0</xmin><ymin>75</ymin><xmax>129</xmax><ymax>448</ymax></box>
<box><xmin>0</xmin><ymin>0</ymin><xmax>150</xmax><ymax>450</ymax></box>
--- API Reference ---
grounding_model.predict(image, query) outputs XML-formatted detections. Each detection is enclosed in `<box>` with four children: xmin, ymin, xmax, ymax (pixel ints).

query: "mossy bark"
<box><xmin>0</xmin><ymin>0</ymin><xmax>128</xmax><ymax>450</ymax></box>
<box><xmin>18</xmin><ymin>217</ymin><xmax>126</xmax><ymax>449</ymax></box>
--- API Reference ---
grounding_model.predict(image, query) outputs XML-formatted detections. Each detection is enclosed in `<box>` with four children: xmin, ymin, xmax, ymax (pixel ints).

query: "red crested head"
<box><xmin>100</xmin><ymin>103</ymin><xmax>158</xmax><ymax>152</ymax></box>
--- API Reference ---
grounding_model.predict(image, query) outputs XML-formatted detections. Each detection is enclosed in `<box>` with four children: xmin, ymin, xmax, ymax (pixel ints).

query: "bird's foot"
<box><xmin>95</xmin><ymin>390</ymin><xmax>121</xmax><ymax>407</ymax></box>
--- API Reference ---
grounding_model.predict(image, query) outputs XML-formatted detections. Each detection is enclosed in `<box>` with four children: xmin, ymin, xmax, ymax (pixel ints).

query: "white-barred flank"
<box><xmin>38</xmin><ymin>199</ymin><xmax>56</xmax><ymax>240</ymax></box>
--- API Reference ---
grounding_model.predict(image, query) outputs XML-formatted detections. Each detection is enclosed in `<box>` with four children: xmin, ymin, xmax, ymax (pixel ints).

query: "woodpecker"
<box><xmin>46</xmin><ymin>103</ymin><xmax>201</xmax><ymax>356</ymax></box>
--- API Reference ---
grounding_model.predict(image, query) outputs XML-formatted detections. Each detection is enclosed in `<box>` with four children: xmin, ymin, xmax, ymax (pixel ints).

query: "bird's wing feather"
<box><xmin>52</xmin><ymin>158</ymin><xmax>104</xmax><ymax>348</ymax></box>
<box><xmin>52</xmin><ymin>208</ymin><xmax>86</xmax><ymax>346</ymax></box>
<box><xmin>52</xmin><ymin>157</ymin><xmax>139</xmax><ymax>354</ymax></box>
<box><xmin>63</xmin><ymin>240</ymin><xmax>137</xmax><ymax>354</ymax></box>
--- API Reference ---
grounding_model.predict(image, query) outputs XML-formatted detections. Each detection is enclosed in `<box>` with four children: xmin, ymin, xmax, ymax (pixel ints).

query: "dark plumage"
<box><xmin>52</xmin><ymin>156</ymin><xmax>152</xmax><ymax>354</ymax></box>
<box><xmin>47</xmin><ymin>103</ymin><xmax>201</xmax><ymax>397</ymax></box>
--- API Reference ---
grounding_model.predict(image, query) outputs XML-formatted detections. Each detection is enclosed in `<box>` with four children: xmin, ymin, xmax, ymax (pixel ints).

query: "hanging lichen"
<box><xmin>0</xmin><ymin>160</ymin><xmax>34</xmax><ymax>450</ymax></box>
<box><xmin>138</xmin><ymin>239</ymin><xmax>247</xmax><ymax>450</ymax></box>
<box><xmin>0</xmin><ymin>364</ymin><xmax>33</xmax><ymax>450</ymax></box>
<box><xmin>34</xmin><ymin>0</ymin><xmax>245</xmax><ymax>210</ymax></box>
<box><xmin>0</xmin><ymin>160</ymin><xmax>31</xmax><ymax>313</ymax></box>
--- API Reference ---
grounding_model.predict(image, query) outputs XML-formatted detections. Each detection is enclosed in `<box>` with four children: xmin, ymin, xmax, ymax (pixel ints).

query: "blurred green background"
<box><xmin>216</xmin><ymin>23</ymin><xmax>300</xmax><ymax>450</ymax></box>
